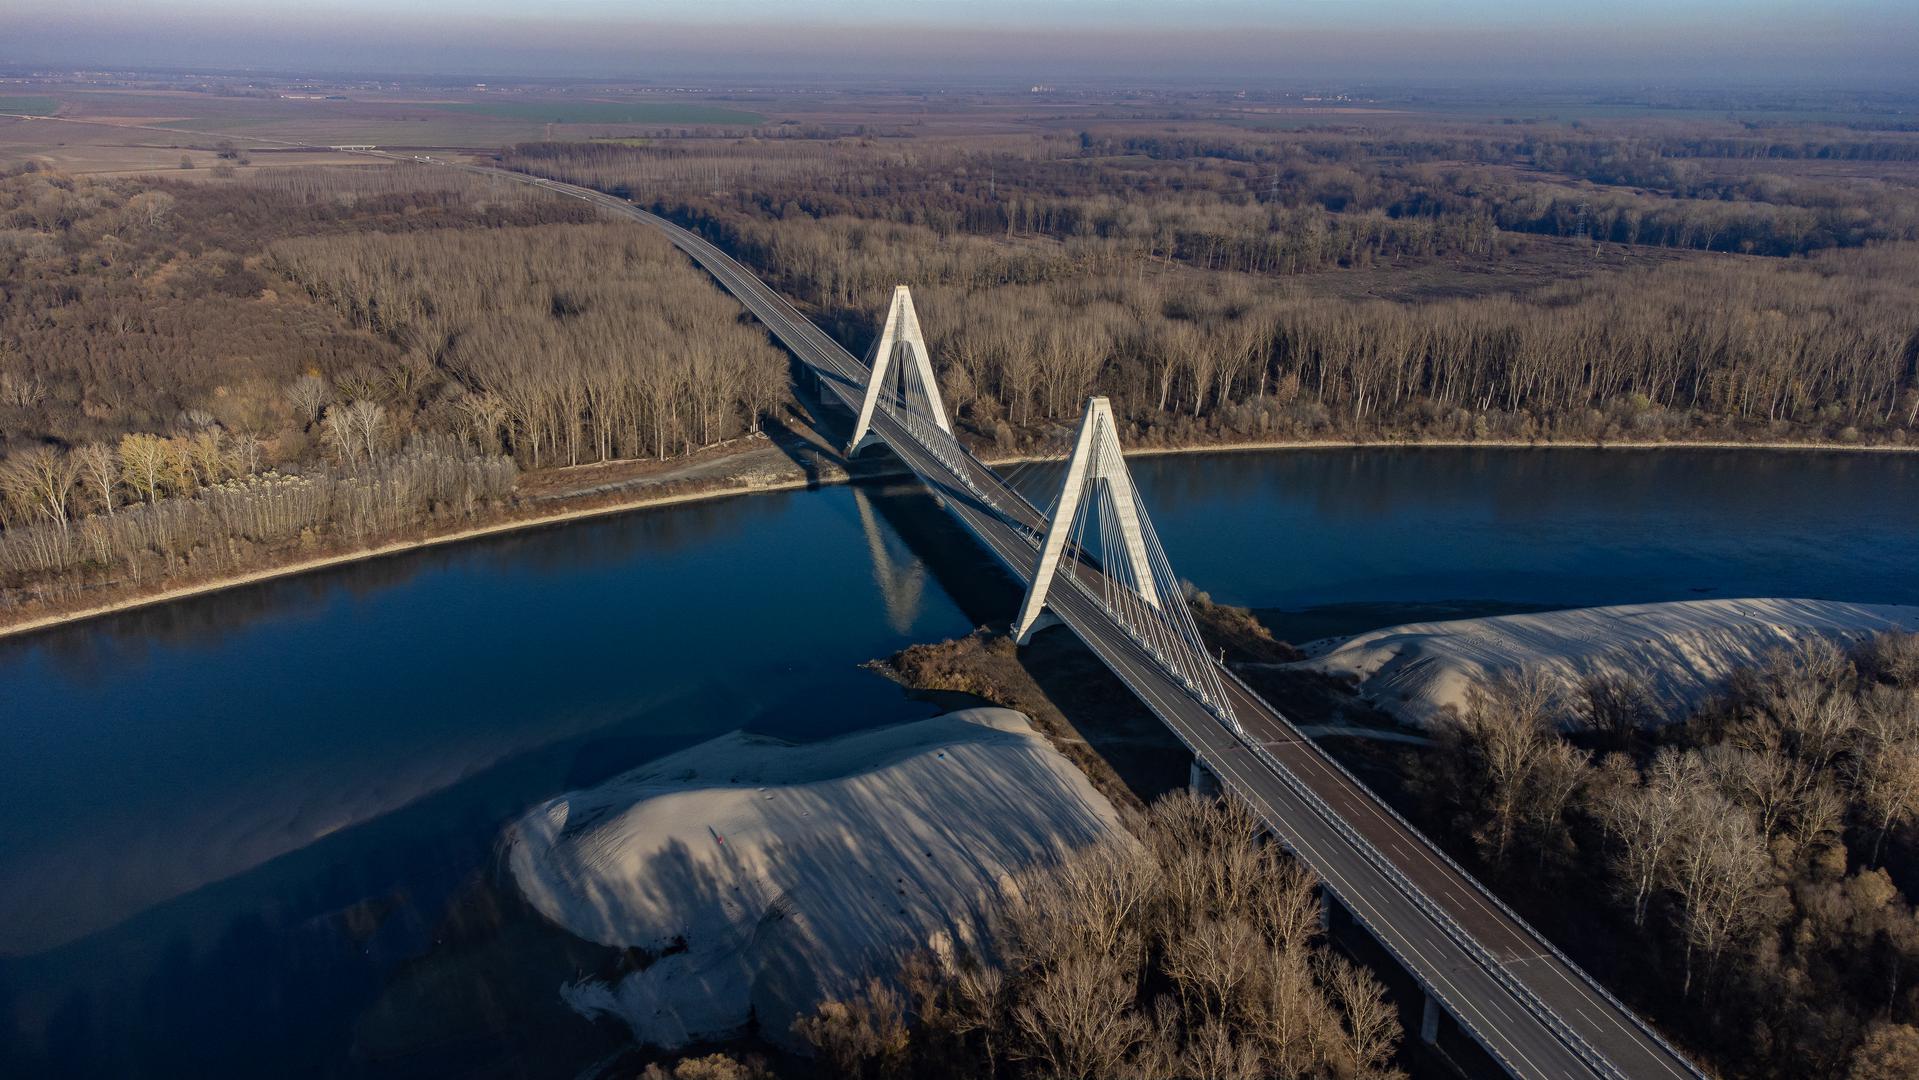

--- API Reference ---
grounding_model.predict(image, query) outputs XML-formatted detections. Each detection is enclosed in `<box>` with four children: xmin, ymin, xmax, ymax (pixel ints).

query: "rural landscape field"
<box><xmin>3</xmin><ymin>3</ymin><xmax>1919</xmax><ymax>1079</ymax></box>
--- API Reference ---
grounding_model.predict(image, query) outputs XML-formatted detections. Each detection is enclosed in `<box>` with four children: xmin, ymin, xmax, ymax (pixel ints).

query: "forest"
<box><xmin>1383</xmin><ymin>631</ymin><xmax>1919</xmax><ymax>1079</ymax></box>
<box><xmin>502</xmin><ymin>123</ymin><xmax>1919</xmax><ymax>452</ymax></box>
<box><xmin>0</xmin><ymin>163</ymin><xmax>785</xmax><ymax>617</ymax></box>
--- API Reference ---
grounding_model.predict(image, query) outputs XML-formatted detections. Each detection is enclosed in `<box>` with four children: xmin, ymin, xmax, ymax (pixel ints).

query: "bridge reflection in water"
<box><xmin>852</xmin><ymin>482</ymin><xmax>928</xmax><ymax>635</ymax></box>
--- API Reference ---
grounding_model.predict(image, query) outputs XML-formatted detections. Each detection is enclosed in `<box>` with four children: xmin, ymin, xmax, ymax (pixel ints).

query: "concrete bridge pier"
<box><xmin>1188</xmin><ymin>759</ymin><xmax>1221</xmax><ymax>797</ymax></box>
<box><xmin>1421</xmin><ymin>991</ymin><xmax>1442</xmax><ymax>1045</ymax></box>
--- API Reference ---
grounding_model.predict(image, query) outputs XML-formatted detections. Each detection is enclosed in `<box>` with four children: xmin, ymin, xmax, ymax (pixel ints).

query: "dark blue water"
<box><xmin>2</xmin><ymin>448</ymin><xmax>1915</xmax><ymax>1077</ymax></box>
<box><xmin>0</xmin><ymin>479</ymin><xmax>982</xmax><ymax>1078</ymax></box>
<box><xmin>1128</xmin><ymin>448</ymin><xmax>1919</xmax><ymax>613</ymax></box>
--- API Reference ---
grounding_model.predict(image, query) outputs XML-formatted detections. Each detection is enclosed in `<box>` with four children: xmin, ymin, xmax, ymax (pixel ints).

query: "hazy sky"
<box><xmin>3</xmin><ymin>0</ymin><xmax>1913</xmax><ymax>85</ymax></box>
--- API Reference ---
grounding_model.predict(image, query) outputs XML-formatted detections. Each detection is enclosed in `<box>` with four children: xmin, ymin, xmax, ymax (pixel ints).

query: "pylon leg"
<box><xmin>1012</xmin><ymin>396</ymin><xmax>1159</xmax><ymax>643</ymax></box>
<box><xmin>846</xmin><ymin>285</ymin><xmax>952</xmax><ymax>456</ymax></box>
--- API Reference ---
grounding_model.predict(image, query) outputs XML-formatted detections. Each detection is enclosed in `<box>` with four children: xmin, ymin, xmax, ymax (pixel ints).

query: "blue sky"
<box><xmin>2</xmin><ymin>1</ymin><xmax>1912</xmax><ymax>84</ymax></box>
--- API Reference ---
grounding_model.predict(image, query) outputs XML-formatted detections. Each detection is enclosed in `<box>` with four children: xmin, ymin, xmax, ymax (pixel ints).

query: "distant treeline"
<box><xmin>501</xmin><ymin>128</ymin><xmax>1919</xmax><ymax>450</ymax></box>
<box><xmin>505</xmin><ymin>121</ymin><xmax>1919</xmax><ymax>261</ymax></box>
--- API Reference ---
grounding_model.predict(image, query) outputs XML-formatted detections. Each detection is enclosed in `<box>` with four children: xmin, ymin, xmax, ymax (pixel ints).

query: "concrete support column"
<box><xmin>1318</xmin><ymin>885</ymin><xmax>1334</xmax><ymax>932</ymax></box>
<box><xmin>1189</xmin><ymin>759</ymin><xmax>1220</xmax><ymax>797</ymax></box>
<box><xmin>1420</xmin><ymin>991</ymin><xmax>1441</xmax><ymax>1045</ymax></box>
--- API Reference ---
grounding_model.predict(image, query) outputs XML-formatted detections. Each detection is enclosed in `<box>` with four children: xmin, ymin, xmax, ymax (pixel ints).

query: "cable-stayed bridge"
<box><xmin>397</xmin><ymin>156</ymin><xmax>1708</xmax><ymax>1080</ymax></box>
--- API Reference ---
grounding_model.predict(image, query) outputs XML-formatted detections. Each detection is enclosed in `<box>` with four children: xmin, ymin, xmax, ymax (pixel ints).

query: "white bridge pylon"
<box><xmin>1013</xmin><ymin>397</ymin><xmax>1156</xmax><ymax>641</ymax></box>
<box><xmin>1012</xmin><ymin>396</ymin><xmax>1238</xmax><ymax>725</ymax></box>
<box><xmin>846</xmin><ymin>285</ymin><xmax>952</xmax><ymax>456</ymax></box>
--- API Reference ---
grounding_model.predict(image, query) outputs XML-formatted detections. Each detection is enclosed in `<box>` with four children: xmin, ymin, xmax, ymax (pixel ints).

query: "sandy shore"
<box><xmin>0</xmin><ymin>475</ymin><xmax>819</xmax><ymax>642</ymax></box>
<box><xmin>504</xmin><ymin>708</ymin><xmax>1124</xmax><ymax>1049</ymax></box>
<box><xmin>1300</xmin><ymin>598</ymin><xmax>1919</xmax><ymax>728</ymax></box>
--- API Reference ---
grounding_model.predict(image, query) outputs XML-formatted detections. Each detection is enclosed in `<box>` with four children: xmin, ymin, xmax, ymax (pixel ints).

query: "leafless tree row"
<box><xmin>902</xmin><ymin>248</ymin><xmax>1916</xmax><ymax>449</ymax></box>
<box><xmin>0</xmin><ymin>434</ymin><xmax>515</xmax><ymax>610</ymax></box>
<box><xmin>0</xmin><ymin>165</ymin><xmax>589</xmax><ymax>455</ymax></box>
<box><xmin>268</xmin><ymin>223</ymin><xmax>789</xmax><ymax>467</ymax></box>
<box><xmin>543</xmin><ymin>161</ymin><xmax>1917</xmax><ymax>449</ymax></box>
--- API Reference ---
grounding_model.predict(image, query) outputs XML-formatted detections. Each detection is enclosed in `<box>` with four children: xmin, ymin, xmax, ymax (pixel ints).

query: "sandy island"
<box><xmin>504</xmin><ymin>707</ymin><xmax>1123</xmax><ymax>1049</ymax></box>
<box><xmin>1301</xmin><ymin>598</ymin><xmax>1919</xmax><ymax>728</ymax></box>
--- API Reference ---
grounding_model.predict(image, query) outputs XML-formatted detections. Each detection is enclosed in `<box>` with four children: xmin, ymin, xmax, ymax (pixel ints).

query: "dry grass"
<box><xmin>877</xmin><ymin>628</ymin><xmax>1195</xmax><ymax>813</ymax></box>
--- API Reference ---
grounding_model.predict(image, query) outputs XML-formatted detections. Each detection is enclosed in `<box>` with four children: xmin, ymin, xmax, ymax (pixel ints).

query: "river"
<box><xmin>2</xmin><ymin>447</ymin><xmax>1915</xmax><ymax>1077</ymax></box>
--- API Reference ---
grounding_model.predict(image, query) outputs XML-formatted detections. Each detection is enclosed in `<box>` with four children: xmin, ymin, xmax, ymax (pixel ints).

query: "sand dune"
<box><xmin>504</xmin><ymin>708</ymin><xmax>1123</xmax><ymax>1048</ymax></box>
<box><xmin>1301</xmin><ymin>598</ymin><xmax>1919</xmax><ymax>728</ymax></box>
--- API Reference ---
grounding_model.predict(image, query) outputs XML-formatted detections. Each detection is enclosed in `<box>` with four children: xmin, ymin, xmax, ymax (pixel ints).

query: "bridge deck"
<box><xmin>412</xmin><ymin>156</ymin><xmax>1706</xmax><ymax>1080</ymax></box>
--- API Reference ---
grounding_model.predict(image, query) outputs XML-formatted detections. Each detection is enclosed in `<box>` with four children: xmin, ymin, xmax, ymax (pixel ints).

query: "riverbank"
<box><xmin>1007</xmin><ymin>434</ymin><xmax>1919</xmax><ymax>466</ymax></box>
<box><xmin>0</xmin><ymin>472</ymin><xmax>817</xmax><ymax>642</ymax></box>
<box><xmin>5</xmin><ymin>433</ymin><xmax>1913</xmax><ymax>641</ymax></box>
<box><xmin>504</xmin><ymin>707</ymin><xmax>1124</xmax><ymax>1049</ymax></box>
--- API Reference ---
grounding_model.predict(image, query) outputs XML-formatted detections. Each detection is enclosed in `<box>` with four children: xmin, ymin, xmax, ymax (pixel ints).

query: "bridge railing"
<box><xmin>1013</xmin><ymin>608</ymin><xmax>1585</xmax><ymax>1077</ymax></box>
<box><xmin>1215</xmin><ymin>664</ymin><xmax>1706</xmax><ymax>1080</ymax></box>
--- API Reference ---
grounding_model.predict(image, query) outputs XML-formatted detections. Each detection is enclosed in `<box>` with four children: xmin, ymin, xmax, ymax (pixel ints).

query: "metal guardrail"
<box><xmin>1230</xmin><ymin>709</ymin><xmax>1628</xmax><ymax>1079</ymax></box>
<box><xmin>1047</xmin><ymin>589</ymin><xmax>1626</xmax><ymax>1079</ymax></box>
<box><xmin>1216</xmin><ymin>663</ymin><xmax>1707</xmax><ymax>1079</ymax></box>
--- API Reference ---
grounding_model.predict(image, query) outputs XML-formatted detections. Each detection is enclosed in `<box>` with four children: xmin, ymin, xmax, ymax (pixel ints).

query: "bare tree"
<box><xmin>185</xmin><ymin>429</ymin><xmax>228</xmax><ymax>487</ymax></box>
<box><xmin>1847</xmin><ymin>738</ymin><xmax>1919</xmax><ymax>866</ymax></box>
<box><xmin>1323</xmin><ymin>953</ymin><xmax>1406</xmax><ymax>1080</ymax></box>
<box><xmin>1669</xmin><ymin>793</ymin><xmax>1780</xmax><ymax>997</ymax></box>
<box><xmin>0</xmin><ymin>445</ymin><xmax>80</xmax><ymax>534</ymax></box>
<box><xmin>73</xmin><ymin>443</ymin><xmax>119</xmax><ymax>516</ymax></box>
<box><xmin>1703</xmin><ymin>744</ymin><xmax>1805</xmax><ymax>840</ymax></box>
<box><xmin>322</xmin><ymin>405</ymin><xmax>360</xmax><ymax>468</ymax></box>
<box><xmin>1595</xmin><ymin>748</ymin><xmax>1703</xmax><ymax>927</ymax></box>
<box><xmin>947</xmin><ymin>963</ymin><xmax>1008</xmax><ymax>1080</ymax></box>
<box><xmin>1449</xmin><ymin>669</ymin><xmax>1565</xmax><ymax>863</ymax></box>
<box><xmin>1179</xmin><ymin>1016</ymin><xmax>1265</xmax><ymax>1080</ymax></box>
<box><xmin>347</xmin><ymin>398</ymin><xmax>389</xmax><ymax>464</ymax></box>
<box><xmin>285</xmin><ymin>374</ymin><xmax>331</xmax><ymax>428</ymax></box>
<box><xmin>792</xmin><ymin>979</ymin><xmax>910</xmax><ymax>1080</ymax></box>
<box><xmin>117</xmin><ymin>433</ymin><xmax>169</xmax><ymax>503</ymax></box>
<box><xmin>1163</xmin><ymin>917</ymin><xmax>1264</xmax><ymax>1023</ymax></box>
<box><xmin>1003</xmin><ymin>838</ymin><xmax>1154</xmax><ymax>972</ymax></box>
<box><xmin>1011</xmin><ymin>950</ymin><xmax>1150</xmax><ymax>1080</ymax></box>
<box><xmin>1582</xmin><ymin>672</ymin><xmax>1663</xmax><ymax>747</ymax></box>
